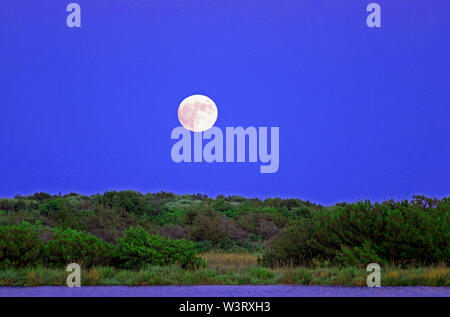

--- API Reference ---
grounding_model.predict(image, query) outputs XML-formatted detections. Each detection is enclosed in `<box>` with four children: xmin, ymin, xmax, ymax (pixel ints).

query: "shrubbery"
<box><xmin>0</xmin><ymin>192</ymin><xmax>448</xmax><ymax>269</ymax></box>
<box><xmin>115</xmin><ymin>227</ymin><xmax>204</xmax><ymax>269</ymax></box>
<box><xmin>96</xmin><ymin>191</ymin><xmax>151</xmax><ymax>216</ymax></box>
<box><xmin>46</xmin><ymin>228</ymin><xmax>113</xmax><ymax>267</ymax></box>
<box><xmin>0</xmin><ymin>225</ymin><xmax>204</xmax><ymax>270</ymax></box>
<box><xmin>336</xmin><ymin>241</ymin><xmax>385</xmax><ymax>266</ymax></box>
<box><xmin>262</xmin><ymin>196</ymin><xmax>450</xmax><ymax>267</ymax></box>
<box><xmin>0</xmin><ymin>190</ymin><xmax>323</xmax><ymax>253</ymax></box>
<box><xmin>0</xmin><ymin>223</ymin><xmax>44</xmax><ymax>268</ymax></box>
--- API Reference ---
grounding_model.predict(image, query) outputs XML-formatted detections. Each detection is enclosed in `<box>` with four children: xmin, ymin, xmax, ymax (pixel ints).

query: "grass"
<box><xmin>0</xmin><ymin>253</ymin><xmax>448</xmax><ymax>287</ymax></box>
<box><xmin>202</xmin><ymin>252</ymin><xmax>258</xmax><ymax>272</ymax></box>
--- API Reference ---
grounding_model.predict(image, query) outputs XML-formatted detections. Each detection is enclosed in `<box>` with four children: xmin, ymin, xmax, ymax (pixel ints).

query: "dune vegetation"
<box><xmin>0</xmin><ymin>252</ymin><xmax>448</xmax><ymax>287</ymax></box>
<box><xmin>0</xmin><ymin>191</ymin><xmax>448</xmax><ymax>286</ymax></box>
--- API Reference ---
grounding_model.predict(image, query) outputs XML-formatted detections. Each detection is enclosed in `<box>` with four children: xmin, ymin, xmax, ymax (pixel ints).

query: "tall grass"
<box><xmin>201</xmin><ymin>252</ymin><xmax>258</xmax><ymax>272</ymax></box>
<box><xmin>0</xmin><ymin>253</ymin><xmax>448</xmax><ymax>286</ymax></box>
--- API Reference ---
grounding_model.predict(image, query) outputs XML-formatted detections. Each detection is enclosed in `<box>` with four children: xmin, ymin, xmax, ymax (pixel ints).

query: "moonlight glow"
<box><xmin>178</xmin><ymin>95</ymin><xmax>218</xmax><ymax>132</ymax></box>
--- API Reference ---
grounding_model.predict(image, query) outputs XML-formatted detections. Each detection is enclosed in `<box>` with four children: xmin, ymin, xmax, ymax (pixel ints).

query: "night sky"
<box><xmin>0</xmin><ymin>0</ymin><xmax>449</xmax><ymax>205</ymax></box>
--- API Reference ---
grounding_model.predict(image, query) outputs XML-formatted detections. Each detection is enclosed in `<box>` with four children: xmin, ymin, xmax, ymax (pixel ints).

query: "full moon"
<box><xmin>178</xmin><ymin>95</ymin><xmax>218</xmax><ymax>132</ymax></box>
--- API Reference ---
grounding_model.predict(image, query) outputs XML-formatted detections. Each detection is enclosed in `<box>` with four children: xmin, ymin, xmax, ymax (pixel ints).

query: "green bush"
<box><xmin>39</xmin><ymin>198</ymin><xmax>69</xmax><ymax>215</ymax></box>
<box><xmin>46</xmin><ymin>228</ymin><xmax>112</xmax><ymax>267</ymax></box>
<box><xmin>260</xmin><ymin>222</ymin><xmax>316</xmax><ymax>267</ymax></box>
<box><xmin>194</xmin><ymin>240</ymin><xmax>213</xmax><ymax>253</ymax></box>
<box><xmin>0</xmin><ymin>199</ymin><xmax>15</xmax><ymax>212</ymax></box>
<box><xmin>115</xmin><ymin>227</ymin><xmax>204</xmax><ymax>269</ymax></box>
<box><xmin>0</xmin><ymin>223</ymin><xmax>44</xmax><ymax>268</ymax></box>
<box><xmin>262</xmin><ymin>197</ymin><xmax>449</xmax><ymax>267</ymax></box>
<box><xmin>189</xmin><ymin>209</ymin><xmax>227</xmax><ymax>245</ymax></box>
<box><xmin>96</xmin><ymin>191</ymin><xmax>151</xmax><ymax>216</ymax></box>
<box><xmin>0</xmin><ymin>192</ymin><xmax>447</xmax><ymax>270</ymax></box>
<box><xmin>38</xmin><ymin>198</ymin><xmax>84</xmax><ymax>230</ymax></box>
<box><xmin>336</xmin><ymin>241</ymin><xmax>385</xmax><ymax>267</ymax></box>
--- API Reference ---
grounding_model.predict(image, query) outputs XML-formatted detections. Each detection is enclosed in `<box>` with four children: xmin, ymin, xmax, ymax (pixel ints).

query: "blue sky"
<box><xmin>0</xmin><ymin>0</ymin><xmax>449</xmax><ymax>205</ymax></box>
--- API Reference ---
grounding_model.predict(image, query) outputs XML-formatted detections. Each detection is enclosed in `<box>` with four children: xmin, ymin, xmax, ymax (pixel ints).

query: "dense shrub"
<box><xmin>0</xmin><ymin>199</ymin><xmax>15</xmax><ymax>212</ymax></box>
<box><xmin>31</xmin><ymin>192</ymin><xmax>52</xmax><ymax>202</ymax></box>
<box><xmin>262</xmin><ymin>197</ymin><xmax>449</xmax><ymax>267</ymax></box>
<box><xmin>0</xmin><ymin>210</ymin><xmax>39</xmax><ymax>227</ymax></box>
<box><xmin>220</xmin><ymin>218</ymin><xmax>247</xmax><ymax>241</ymax></box>
<box><xmin>96</xmin><ymin>191</ymin><xmax>151</xmax><ymax>216</ymax></box>
<box><xmin>189</xmin><ymin>209</ymin><xmax>227</xmax><ymax>245</ymax></box>
<box><xmin>39</xmin><ymin>199</ymin><xmax>68</xmax><ymax>215</ymax></box>
<box><xmin>261</xmin><ymin>222</ymin><xmax>316</xmax><ymax>267</ymax></box>
<box><xmin>0</xmin><ymin>199</ymin><xmax>39</xmax><ymax>213</ymax></box>
<box><xmin>79</xmin><ymin>206</ymin><xmax>137</xmax><ymax>243</ymax></box>
<box><xmin>0</xmin><ymin>192</ymin><xmax>447</xmax><ymax>269</ymax></box>
<box><xmin>160</xmin><ymin>224</ymin><xmax>189</xmax><ymax>239</ymax></box>
<box><xmin>336</xmin><ymin>241</ymin><xmax>385</xmax><ymax>266</ymax></box>
<box><xmin>115</xmin><ymin>227</ymin><xmax>204</xmax><ymax>269</ymax></box>
<box><xmin>47</xmin><ymin>228</ymin><xmax>112</xmax><ymax>267</ymax></box>
<box><xmin>255</xmin><ymin>219</ymin><xmax>281</xmax><ymax>239</ymax></box>
<box><xmin>39</xmin><ymin>199</ymin><xmax>81</xmax><ymax>230</ymax></box>
<box><xmin>0</xmin><ymin>223</ymin><xmax>44</xmax><ymax>268</ymax></box>
<box><xmin>211</xmin><ymin>198</ymin><xmax>233</xmax><ymax>215</ymax></box>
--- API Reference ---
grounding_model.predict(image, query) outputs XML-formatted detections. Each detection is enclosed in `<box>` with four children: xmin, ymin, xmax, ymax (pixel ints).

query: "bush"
<box><xmin>39</xmin><ymin>198</ymin><xmax>82</xmax><ymax>230</ymax></box>
<box><xmin>260</xmin><ymin>222</ymin><xmax>316</xmax><ymax>267</ymax></box>
<box><xmin>194</xmin><ymin>240</ymin><xmax>213</xmax><ymax>253</ymax></box>
<box><xmin>189</xmin><ymin>209</ymin><xmax>227</xmax><ymax>245</ymax></box>
<box><xmin>336</xmin><ymin>241</ymin><xmax>385</xmax><ymax>267</ymax></box>
<box><xmin>160</xmin><ymin>224</ymin><xmax>189</xmax><ymax>239</ymax></box>
<box><xmin>115</xmin><ymin>227</ymin><xmax>204</xmax><ymax>269</ymax></box>
<box><xmin>262</xmin><ymin>197</ymin><xmax>449</xmax><ymax>267</ymax></box>
<box><xmin>0</xmin><ymin>199</ymin><xmax>15</xmax><ymax>212</ymax></box>
<box><xmin>97</xmin><ymin>191</ymin><xmax>151</xmax><ymax>216</ymax></box>
<box><xmin>39</xmin><ymin>198</ymin><xmax>68</xmax><ymax>215</ymax></box>
<box><xmin>31</xmin><ymin>192</ymin><xmax>52</xmax><ymax>202</ymax></box>
<box><xmin>47</xmin><ymin>228</ymin><xmax>112</xmax><ymax>267</ymax></box>
<box><xmin>80</xmin><ymin>206</ymin><xmax>137</xmax><ymax>243</ymax></box>
<box><xmin>0</xmin><ymin>223</ymin><xmax>44</xmax><ymax>268</ymax></box>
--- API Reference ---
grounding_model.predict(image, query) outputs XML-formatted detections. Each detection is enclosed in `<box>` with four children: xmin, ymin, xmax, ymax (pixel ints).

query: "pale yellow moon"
<box><xmin>178</xmin><ymin>95</ymin><xmax>218</xmax><ymax>132</ymax></box>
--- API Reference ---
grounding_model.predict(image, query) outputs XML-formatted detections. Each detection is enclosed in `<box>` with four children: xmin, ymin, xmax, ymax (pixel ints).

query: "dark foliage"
<box><xmin>0</xmin><ymin>192</ymin><xmax>447</xmax><ymax>268</ymax></box>
<box><xmin>114</xmin><ymin>227</ymin><xmax>204</xmax><ymax>269</ymax></box>
<box><xmin>0</xmin><ymin>223</ymin><xmax>44</xmax><ymax>268</ymax></box>
<box><xmin>262</xmin><ymin>196</ymin><xmax>450</xmax><ymax>267</ymax></box>
<box><xmin>46</xmin><ymin>228</ymin><xmax>113</xmax><ymax>267</ymax></box>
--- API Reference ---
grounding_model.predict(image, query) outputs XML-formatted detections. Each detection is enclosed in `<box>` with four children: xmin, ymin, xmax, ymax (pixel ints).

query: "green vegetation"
<box><xmin>115</xmin><ymin>227</ymin><xmax>204</xmax><ymax>269</ymax></box>
<box><xmin>0</xmin><ymin>223</ymin><xmax>202</xmax><ymax>270</ymax></box>
<box><xmin>46</xmin><ymin>228</ymin><xmax>112</xmax><ymax>268</ymax></box>
<box><xmin>0</xmin><ymin>223</ymin><xmax>43</xmax><ymax>268</ymax></box>
<box><xmin>0</xmin><ymin>253</ymin><xmax>448</xmax><ymax>287</ymax></box>
<box><xmin>0</xmin><ymin>191</ymin><xmax>448</xmax><ymax>286</ymax></box>
<box><xmin>261</xmin><ymin>197</ymin><xmax>449</xmax><ymax>267</ymax></box>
